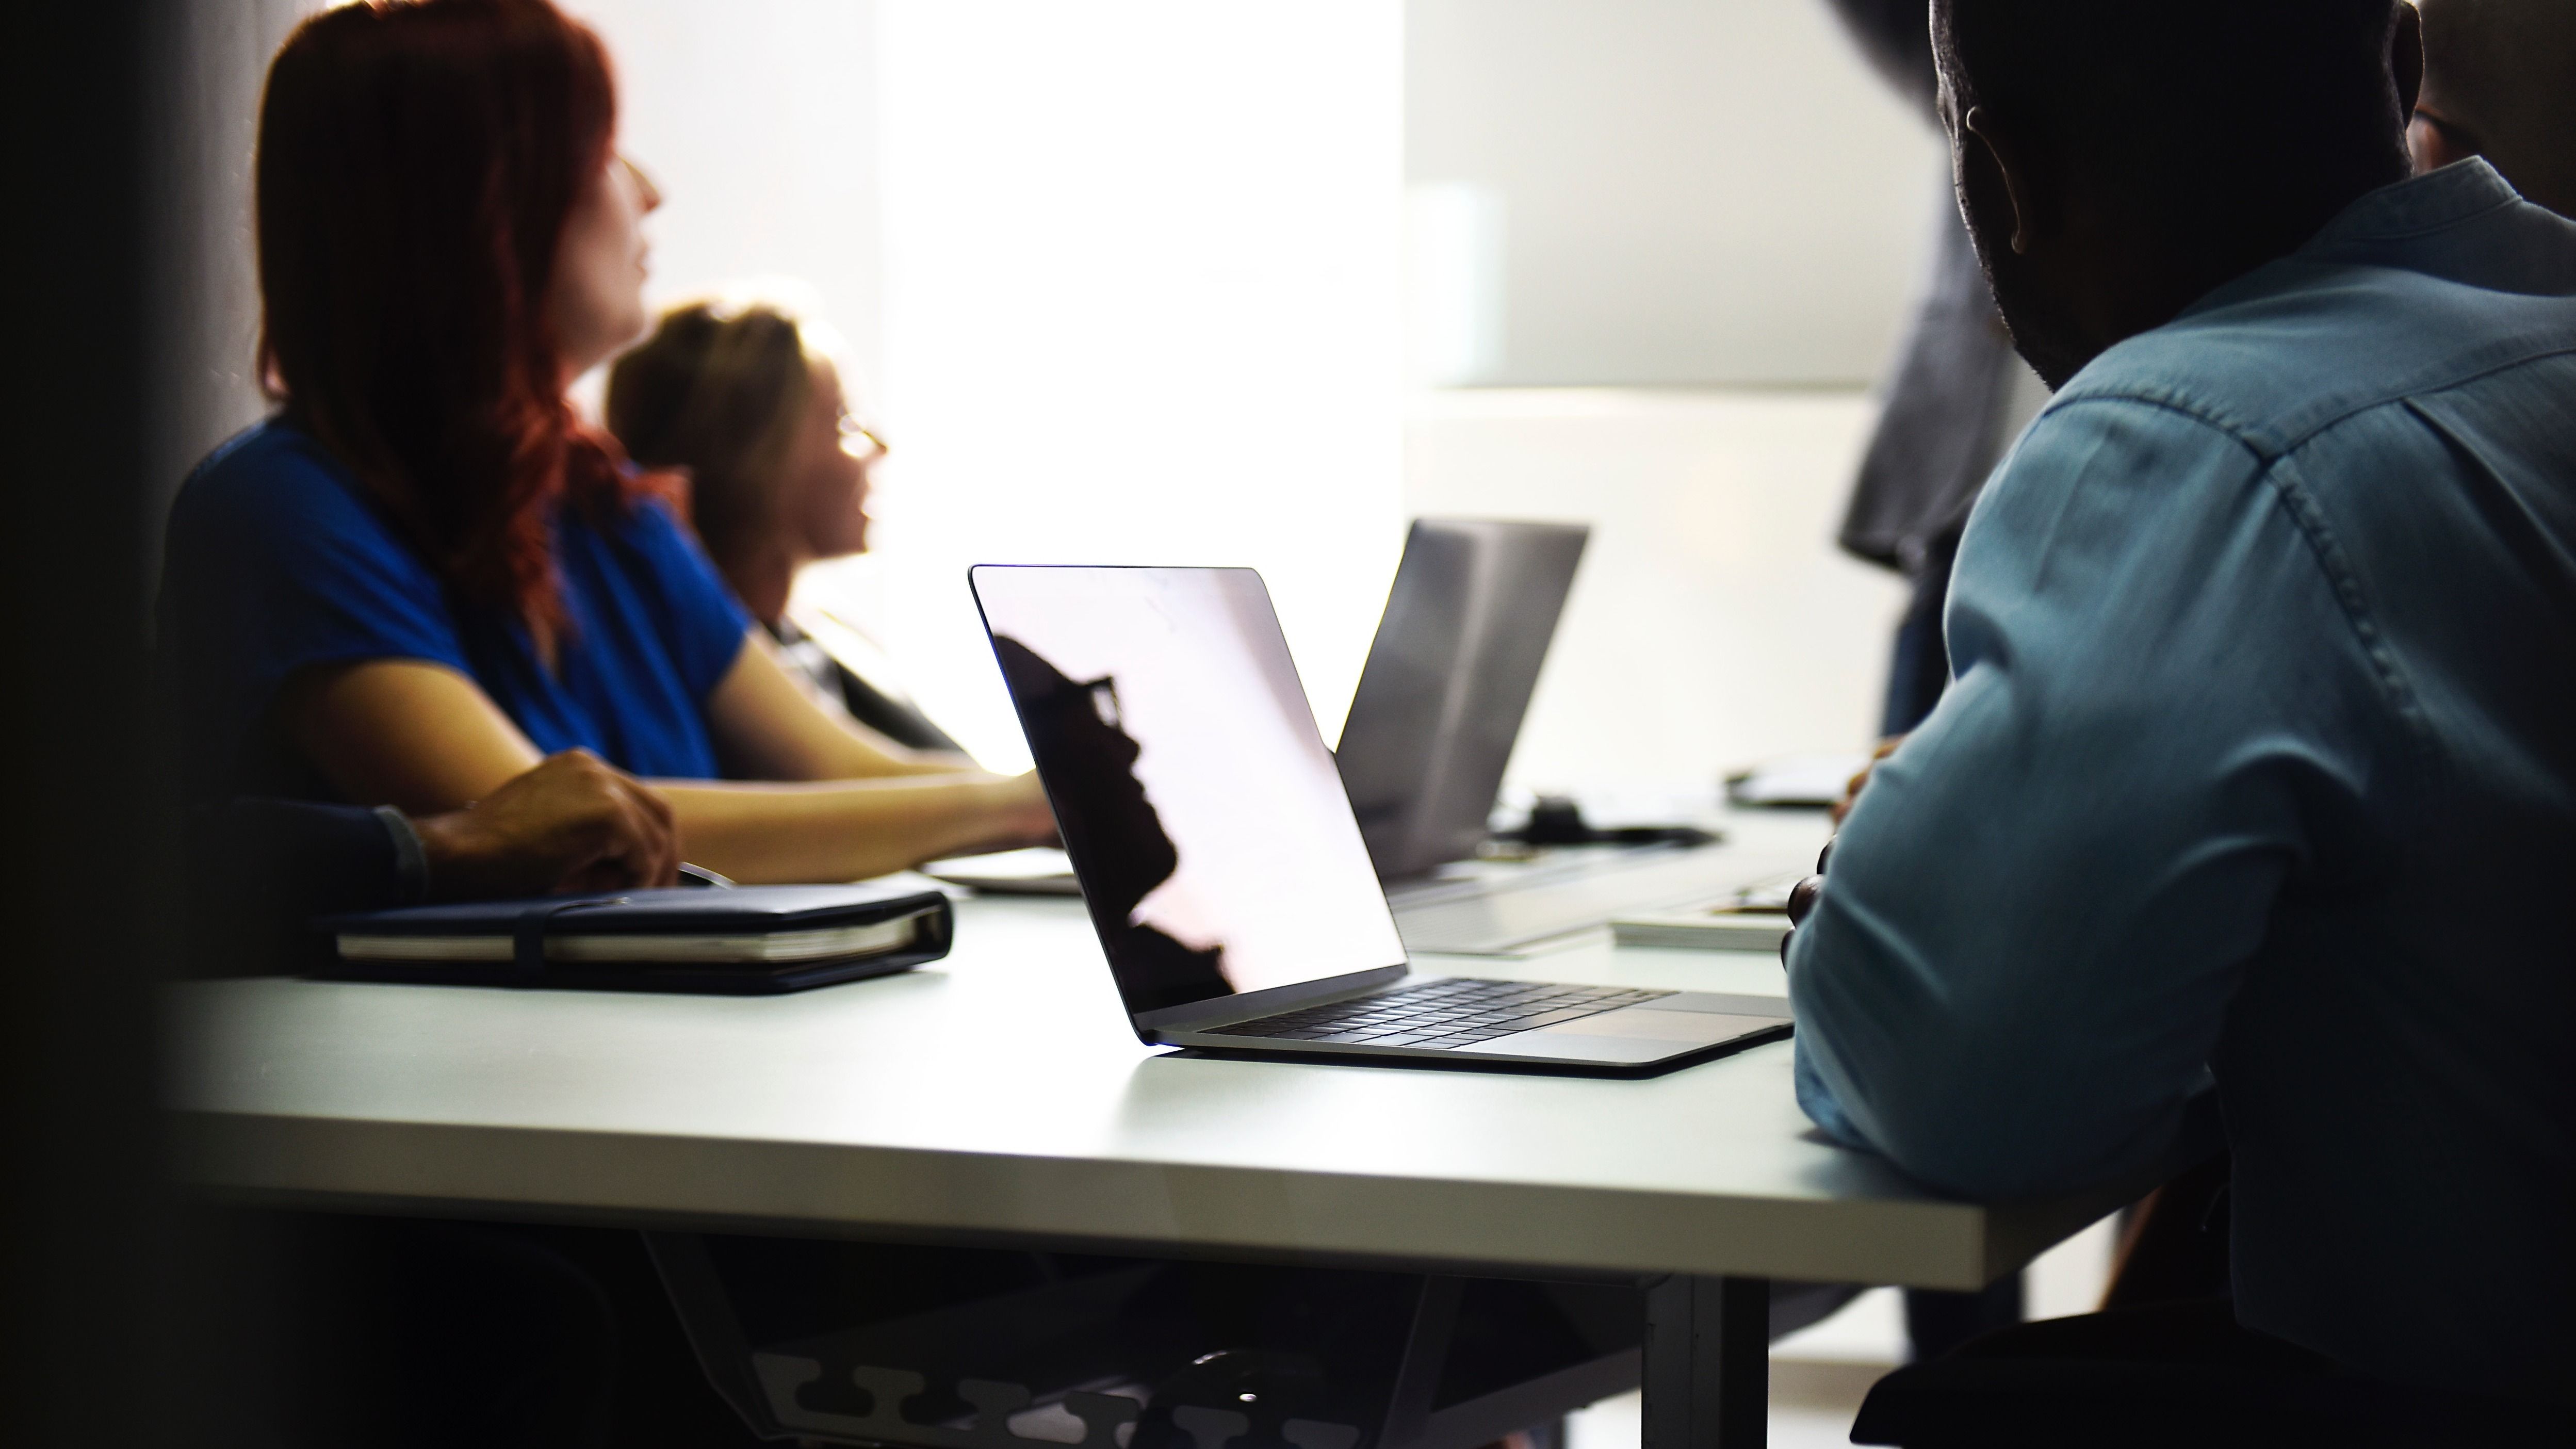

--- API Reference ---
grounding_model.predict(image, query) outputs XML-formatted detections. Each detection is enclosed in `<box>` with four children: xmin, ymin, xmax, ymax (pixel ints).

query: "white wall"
<box><xmin>564</xmin><ymin>0</ymin><xmax>885</xmax><ymax>402</ymax></box>
<box><xmin>845</xmin><ymin>2</ymin><xmax>1409</xmax><ymax>771</ymax></box>
<box><xmin>154</xmin><ymin>0</ymin><xmax>321</xmax><ymax>514</ymax></box>
<box><xmin>1407</xmin><ymin>0</ymin><xmax>1945</xmax><ymax>386</ymax></box>
<box><xmin>1407</xmin><ymin>389</ymin><xmax>1907</xmax><ymax>796</ymax></box>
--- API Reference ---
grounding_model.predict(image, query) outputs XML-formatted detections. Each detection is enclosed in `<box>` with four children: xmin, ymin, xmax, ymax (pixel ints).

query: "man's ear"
<box><xmin>1961</xmin><ymin>106</ymin><xmax>2041</xmax><ymax>254</ymax></box>
<box><xmin>2390</xmin><ymin>0</ymin><xmax>2424</xmax><ymax>123</ymax></box>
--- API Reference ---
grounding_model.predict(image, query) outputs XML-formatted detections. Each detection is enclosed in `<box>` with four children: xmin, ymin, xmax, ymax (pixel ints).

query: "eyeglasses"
<box><xmin>1081</xmin><ymin>677</ymin><xmax>1122</xmax><ymax>730</ymax></box>
<box><xmin>836</xmin><ymin>409</ymin><xmax>889</xmax><ymax>461</ymax></box>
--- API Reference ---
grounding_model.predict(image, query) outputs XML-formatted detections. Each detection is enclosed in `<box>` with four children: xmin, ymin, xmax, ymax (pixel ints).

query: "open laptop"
<box><xmin>1335</xmin><ymin>518</ymin><xmax>1589</xmax><ymax>880</ymax></box>
<box><xmin>969</xmin><ymin>564</ymin><xmax>1790</xmax><ymax>1077</ymax></box>
<box><xmin>1330</xmin><ymin>519</ymin><xmax>1764</xmax><ymax>953</ymax></box>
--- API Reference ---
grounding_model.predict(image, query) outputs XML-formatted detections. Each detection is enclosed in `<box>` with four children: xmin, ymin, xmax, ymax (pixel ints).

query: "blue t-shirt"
<box><xmin>159</xmin><ymin>421</ymin><xmax>750</xmax><ymax>802</ymax></box>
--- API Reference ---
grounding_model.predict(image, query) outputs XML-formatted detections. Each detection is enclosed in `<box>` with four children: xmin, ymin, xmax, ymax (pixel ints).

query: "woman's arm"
<box><xmin>281</xmin><ymin>659</ymin><xmax>541</xmax><ymax>811</ymax></box>
<box><xmin>644</xmin><ymin>773</ymin><xmax>1049</xmax><ymax>884</ymax></box>
<box><xmin>710</xmin><ymin>629</ymin><xmax>977</xmax><ymax>780</ymax></box>
<box><xmin>280</xmin><ymin>658</ymin><xmax>1054</xmax><ymax>883</ymax></box>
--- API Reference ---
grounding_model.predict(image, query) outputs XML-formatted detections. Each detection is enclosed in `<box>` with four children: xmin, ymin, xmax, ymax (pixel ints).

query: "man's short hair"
<box><xmin>1934</xmin><ymin>0</ymin><xmax>2412</xmax><ymax>252</ymax></box>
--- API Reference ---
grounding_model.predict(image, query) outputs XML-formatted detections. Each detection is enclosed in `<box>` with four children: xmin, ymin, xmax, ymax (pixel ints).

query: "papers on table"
<box><xmin>1610</xmin><ymin>869</ymin><xmax>1803</xmax><ymax>952</ymax></box>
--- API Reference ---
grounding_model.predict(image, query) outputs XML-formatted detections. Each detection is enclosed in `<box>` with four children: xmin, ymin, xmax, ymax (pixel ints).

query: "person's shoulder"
<box><xmin>1964</xmin><ymin>374</ymin><xmax>2281</xmax><ymax>587</ymax></box>
<box><xmin>2050</xmin><ymin>290</ymin><xmax>2415</xmax><ymax>464</ymax></box>
<box><xmin>2060</xmin><ymin>170</ymin><xmax>2576</xmax><ymax>459</ymax></box>
<box><xmin>2068</xmin><ymin>291</ymin><xmax>2565</xmax><ymax>460</ymax></box>
<box><xmin>577</xmin><ymin>486</ymin><xmax>706</xmax><ymax>571</ymax></box>
<box><xmin>614</xmin><ymin>487</ymin><xmax>694</xmax><ymax>544</ymax></box>
<box><xmin>166</xmin><ymin>420</ymin><xmax>431</xmax><ymax>593</ymax></box>
<box><xmin>171</xmin><ymin>420</ymin><xmax>377</xmax><ymax>540</ymax></box>
<box><xmin>180</xmin><ymin>419</ymin><xmax>350</xmax><ymax>500</ymax></box>
<box><xmin>1970</xmin><ymin>389</ymin><xmax>2262</xmax><ymax>557</ymax></box>
<box><xmin>1987</xmin><ymin>383</ymin><xmax>2257</xmax><ymax>500</ymax></box>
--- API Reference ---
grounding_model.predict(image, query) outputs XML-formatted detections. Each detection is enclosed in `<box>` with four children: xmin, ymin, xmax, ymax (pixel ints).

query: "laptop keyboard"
<box><xmin>1208</xmin><ymin>976</ymin><xmax>1674</xmax><ymax>1050</ymax></box>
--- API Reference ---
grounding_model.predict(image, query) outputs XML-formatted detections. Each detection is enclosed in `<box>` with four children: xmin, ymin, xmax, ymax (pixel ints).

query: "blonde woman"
<box><xmin>608</xmin><ymin>301</ymin><xmax>959</xmax><ymax>753</ymax></box>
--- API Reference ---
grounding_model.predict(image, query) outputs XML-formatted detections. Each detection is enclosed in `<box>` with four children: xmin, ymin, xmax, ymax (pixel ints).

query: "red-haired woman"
<box><xmin>159</xmin><ymin>0</ymin><xmax>1052</xmax><ymax>884</ymax></box>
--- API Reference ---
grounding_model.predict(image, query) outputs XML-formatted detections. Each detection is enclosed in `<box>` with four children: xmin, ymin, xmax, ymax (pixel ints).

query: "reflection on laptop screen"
<box><xmin>972</xmin><ymin>566</ymin><xmax>1409</xmax><ymax>1018</ymax></box>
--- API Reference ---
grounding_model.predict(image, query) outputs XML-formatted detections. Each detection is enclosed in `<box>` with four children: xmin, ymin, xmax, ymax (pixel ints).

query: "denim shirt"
<box><xmin>1786</xmin><ymin>161</ymin><xmax>2576</xmax><ymax>1400</ymax></box>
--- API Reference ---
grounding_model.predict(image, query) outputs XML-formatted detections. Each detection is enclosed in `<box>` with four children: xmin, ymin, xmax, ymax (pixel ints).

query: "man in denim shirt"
<box><xmin>1785</xmin><ymin>0</ymin><xmax>2575</xmax><ymax>1424</ymax></box>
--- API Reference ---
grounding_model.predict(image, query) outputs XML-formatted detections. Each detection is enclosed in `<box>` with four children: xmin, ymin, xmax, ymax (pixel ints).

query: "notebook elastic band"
<box><xmin>512</xmin><ymin>897</ymin><xmax>633</xmax><ymax>975</ymax></box>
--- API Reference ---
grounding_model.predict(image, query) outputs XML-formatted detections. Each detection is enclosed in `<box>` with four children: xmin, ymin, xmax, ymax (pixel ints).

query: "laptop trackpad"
<box><xmin>1474</xmin><ymin>1006</ymin><xmax>1789</xmax><ymax>1063</ymax></box>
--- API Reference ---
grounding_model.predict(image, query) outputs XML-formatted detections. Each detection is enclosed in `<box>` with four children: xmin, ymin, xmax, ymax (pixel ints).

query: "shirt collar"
<box><xmin>2172</xmin><ymin>160</ymin><xmax>2524</xmax><ymax>327</ymax></box>
<box><xmin>2302</xmin><ymin>157</ymin><xmax>2521</xmax><ymax>250</ymax></box>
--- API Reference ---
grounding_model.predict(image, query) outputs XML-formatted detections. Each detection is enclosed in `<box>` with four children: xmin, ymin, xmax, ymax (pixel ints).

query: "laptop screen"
<box><xmin>971</xmin><ymin>566</ymin><xmax>1409</xmax><ymax>1022</ymax></box>
<box><xmin>1338</xmin><ymin>518</ymin><xmax>1587</xmax><ymax>880</ymax></box>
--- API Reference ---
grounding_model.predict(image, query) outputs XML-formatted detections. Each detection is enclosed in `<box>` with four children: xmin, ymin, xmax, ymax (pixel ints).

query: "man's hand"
<box><xmin>1780</xmin><ymin>840</ymin><xmax>1830</xmax><ymax>967</ymax></box>
<box><xmin>411</xmin><ymin>750</ymin><xmax>680</xmax><ymax>900</ymax></box>
<box><xmin>1789</xmin><ymin>735</ymin><xmax>1899</xmax><ymax>961</ymax></box>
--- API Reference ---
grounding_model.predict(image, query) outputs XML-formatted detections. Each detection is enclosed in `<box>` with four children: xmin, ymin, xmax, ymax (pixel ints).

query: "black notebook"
<box><xmin>314</xmin><ymin>882</ymin><xmax>954</xmax><ymax>994</ymax></box>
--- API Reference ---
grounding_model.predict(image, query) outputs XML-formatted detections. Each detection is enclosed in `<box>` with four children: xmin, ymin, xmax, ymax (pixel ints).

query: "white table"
<box><xmin>170</xmin><ymin>828</ymin><xmax>2151</xmax><ymax>1447</ymax></box>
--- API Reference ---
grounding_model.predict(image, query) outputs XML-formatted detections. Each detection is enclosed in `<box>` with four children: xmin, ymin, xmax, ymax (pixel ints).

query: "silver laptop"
<box><xmin>970</xmin><ymin>564</ymin><xmax>1790</xmax><ymax>1077</ymax></box>
<box><xmin>1336</xmin><ymin>518</ymin><xmax>1588</xmax><ymax>880</ymax></box>
<box><xmin>1333</xmin><ymin>518</ymin><xmax>1759</xmax><ymax>954</ymax></box>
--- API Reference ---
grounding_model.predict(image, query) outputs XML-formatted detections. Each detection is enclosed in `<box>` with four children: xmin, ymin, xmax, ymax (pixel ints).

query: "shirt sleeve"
<box><xmin>158</xmin><ymin>429</ymin><xmax>474</xmax><ymax>799</ymax></box>
<box><xmin>186</xmin><ymin>796</ymin><xmax>412</xmax><ymax>975</ymax></box>
<box><xmin>617</xmin><ymin>495</ymin><xmax>751</xmax><ymax>699</ymax></box>
<box><xmin>1785</xmin><ymin>399</ymin><xmax>2399</xmax><ymax>1199</ymax></box>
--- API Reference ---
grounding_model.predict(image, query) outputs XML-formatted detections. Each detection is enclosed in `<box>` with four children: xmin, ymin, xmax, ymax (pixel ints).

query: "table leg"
<box><xmin>1642</xmin><ymin>1274</ymin><xmax>1768</xmax><ymax>1449</ymax></box>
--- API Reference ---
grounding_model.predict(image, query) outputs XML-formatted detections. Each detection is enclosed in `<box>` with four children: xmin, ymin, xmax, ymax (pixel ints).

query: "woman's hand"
<box><xmin>987</xmin><ymin>771</ymin><xmax>1061</xmax><ymax>850</ymax></box>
